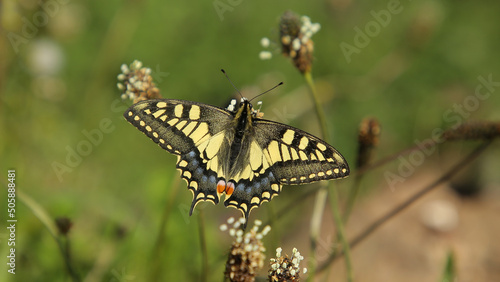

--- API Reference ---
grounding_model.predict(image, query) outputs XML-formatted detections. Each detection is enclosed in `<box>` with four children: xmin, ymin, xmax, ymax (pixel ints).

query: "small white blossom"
<box><xmin>236</xmin><ymin>229</ymin><xmax>244</xmax><ymax>237</ymax></box>
<box><xmin>260</xmin><ymin>37</ymin><xmax>270</xmax><ymax>48</ymax></box>
<box><xmin>234</xmin><ymin>221</ymin><xmax>241</xmax><ymax>229</ymax></box>
<box><xmin>292</xmin><ymin>38</ymin><xmax>301</xmax><ymax>51</ymax></box>
<box><xmin>132</xmin><ymin>60</ymin><xmax>142</xmax><ymax>69</ymax></box>
<box><xmin>310</xmin><ymin>23</ymin><xmax>321</xmax><ymax>33</ymax></box>
<box><xmin>259</xmin><ymin>51</ymin><xmax>273</xmax><ymax>60</ymax></box>
<box><xmin>120</xmin><ymin>64</ymin><xmax>129</xmax><ymax>74</ymax></box>
<box><xmin>262</xmin><ymin>225</ymin><xmax>271</xmax><ymax>235</ymax></box>
<box><xmin>301</xmin><ymin>15</ymin><xmax>311</xmax><ymax>25</ymax></box>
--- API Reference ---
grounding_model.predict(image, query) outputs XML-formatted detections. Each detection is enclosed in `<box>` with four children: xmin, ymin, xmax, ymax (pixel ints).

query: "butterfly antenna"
<box><xmin>221</xmin><ymin>69</ymin><xmax>244</xmax><ymax>99</ymax></box>
<box><xmin>249</xmin><ymin>81</ymin><xmax>284</xmax><ymax>102</ymax></box>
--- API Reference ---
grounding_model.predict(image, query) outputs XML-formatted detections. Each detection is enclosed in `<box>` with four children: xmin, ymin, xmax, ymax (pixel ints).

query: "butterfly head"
<box><xmin>227</xmin><ymin>97</ymin><xmax>258</xmax><ymax>117</ymax></box>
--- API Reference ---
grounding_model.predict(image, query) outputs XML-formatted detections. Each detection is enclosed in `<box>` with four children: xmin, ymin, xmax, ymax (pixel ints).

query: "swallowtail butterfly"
<box><xmin>124</xmin><ymin>90</ymin><xmax>349</xmax><ymax>226</ymax></box>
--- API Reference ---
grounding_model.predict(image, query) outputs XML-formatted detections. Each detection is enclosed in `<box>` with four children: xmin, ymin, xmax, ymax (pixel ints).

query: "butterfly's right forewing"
<box><xmin>253</xmin><ymin>119</ymin><xmax>350</xmax><ymax>185</ymax></box>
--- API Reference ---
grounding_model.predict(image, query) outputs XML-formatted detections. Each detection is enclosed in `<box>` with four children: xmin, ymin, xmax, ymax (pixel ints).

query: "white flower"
<box><xmin>121</xmin><ymin>64</ymin><xmax>130</xmax><ymax>74</ymax></box>
<box><xmin>236</xmin><ymin>229</ymin><xmax>244</xmax><ymax>238</ymax></box>
<box><xmin>276</xmin><ymin>247</ymin><xmax>282</xmax><ymax>257</ymax></box>
<box><xmin>259</xmin><ymin>51</ymin><xmax>273</xmax><ymax>60</ymax></box>
<box><xmin>301</xmin><ymin>15</ymin><xmax>311</xmax><ymax>25</ymax></box>
<box><xmin>310</xmin><ymin>23</ymin><xmax>321</xmax><ymax>33</ymax></box>
<box><xmin>260</xmin><ymin>37</ymin><xmax>270</xmax><ymax>48</ymax></box>
<box><xmin>132</xmin><ymin>60</ymin><xmax>142</xmax><ymax>69</ymax></box>
<box><xmin>262</xmin><ymin>225</ymin><xmax>271</xmax><ymax>235</ymax></box>
<box><xmin>292</xmin><ymin>38</ymin><xmax>301</xmax><ymax>51</ymax></box>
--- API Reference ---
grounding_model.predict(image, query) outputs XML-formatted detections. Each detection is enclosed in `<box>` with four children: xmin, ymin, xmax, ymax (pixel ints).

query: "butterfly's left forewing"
<box><xmin>124</xmin><ymin>99</ymin><xmax>233</xmax><ymax>213</ymax></box>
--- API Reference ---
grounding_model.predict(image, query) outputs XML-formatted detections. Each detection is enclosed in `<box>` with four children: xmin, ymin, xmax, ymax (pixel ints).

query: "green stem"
<box><xmin>150</xmin><ymin>176</ymin><xmax>180</xmax><ymax>280</ymax></box>
<box><xmin>343</xmin><ymin>175</ymin><xmax>363</xmax><ymax>223</ymax></box>
<box><xmin>328</xmin><ymin>183</ymin><xmax>353</xmax><ymax>282</ymax></box>
<box><xmin>303</xmin><ymin>72</ymin><xmax>329</xmax><ymax>143</ymax></box>
<box><xmin>198</xmin><ymin>210</ymin><xmax>208</xmax><ymax>282</ymax></box>
<box><xmin>16</xmin><ymin>190</ymin><xmax>81</xmax><ymax>281</ymax></box>
<box><xmin>303</xmin><ymin>72</ymin><xmax>352</xmax><ymax>282</ymax></box>
<box><xmin>307</xmin><ymin>184</ymin><xmax>327</xmax><ymax>279</ymax></box>
<box><xmin>62</xmin><ymin>237</ymin><xmax>80</xmax><ymax>282</ymax></box>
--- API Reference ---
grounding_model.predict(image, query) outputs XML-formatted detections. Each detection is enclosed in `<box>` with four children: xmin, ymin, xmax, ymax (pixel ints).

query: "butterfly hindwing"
<box><xmin>222</xmin><ymin>157</ymin><xmax>282</xmax><ymax>221</ymax></box>
<box><xmin>176</xmin><ymin>151</ymin><xmax>221</xmax><ymax>213</ymax></box>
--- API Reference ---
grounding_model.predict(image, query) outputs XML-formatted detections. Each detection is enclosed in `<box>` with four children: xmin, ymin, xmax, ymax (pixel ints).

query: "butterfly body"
<box><xmin>124</xmin><ymin>97</ymin><xmax>349</xmax><ymax>223</ymax></box>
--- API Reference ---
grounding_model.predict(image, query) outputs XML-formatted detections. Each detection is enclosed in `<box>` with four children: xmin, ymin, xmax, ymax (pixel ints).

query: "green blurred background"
<box><xmin>1</xmin><ymin>0</ymin><xmax>500</xmax><ymax>281</ymax></box>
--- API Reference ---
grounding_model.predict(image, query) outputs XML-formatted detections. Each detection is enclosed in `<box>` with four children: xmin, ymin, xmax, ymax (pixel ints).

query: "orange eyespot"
<box><xmin>217</xmin><ymin>179</ymin><xmax>226</xmax><ymax>194</ymax></box>
<box><xmin>225</xmin><ymin>182</ymin><xmax>235</xmax><ymax>196</ymax></box>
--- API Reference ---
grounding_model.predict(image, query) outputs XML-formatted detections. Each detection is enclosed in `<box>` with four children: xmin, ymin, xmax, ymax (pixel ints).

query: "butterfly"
<box><xmin>124</xmin><ymin>88</ymin><xmax>349</xmax><ymax>226</ymax></box>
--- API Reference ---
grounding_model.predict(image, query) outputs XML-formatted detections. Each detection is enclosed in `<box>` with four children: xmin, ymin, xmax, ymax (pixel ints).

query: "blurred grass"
<box><xmin>1</xmin><ymin>0</ymin><xmax>500</xmax><ymax>281</ymax></box>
